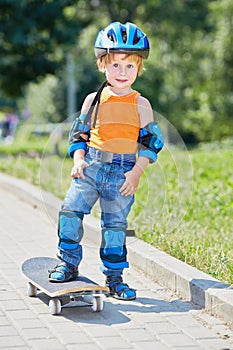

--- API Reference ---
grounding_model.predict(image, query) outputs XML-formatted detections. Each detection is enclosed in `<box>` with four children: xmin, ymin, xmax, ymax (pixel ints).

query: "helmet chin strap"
<box><xmin>83</xmin><ymin>80</ymin><xmax>108</xmax><ymax>129</ymax></box>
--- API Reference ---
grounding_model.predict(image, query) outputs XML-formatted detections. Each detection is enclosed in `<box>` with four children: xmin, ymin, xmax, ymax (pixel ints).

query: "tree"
<box><xmin>0</xmin><ymin>0</ymin><xmax>92</xmax><ymax>97</ymax></box>
<box><xmin>206</xmin><ymin>0</ymin><xmax>233</xmax><ymax>139</ymax></box>
<box><xmin>1</xmin><ymin>0</ymin><xmax>232</xmax><ymax>142</ymax></box>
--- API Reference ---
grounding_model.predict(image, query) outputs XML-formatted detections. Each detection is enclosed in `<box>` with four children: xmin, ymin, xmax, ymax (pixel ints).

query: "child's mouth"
<box><xmin>116</xmin><ymin>79</ymin><xmax>128</xmax><ymax>83</ymax></box>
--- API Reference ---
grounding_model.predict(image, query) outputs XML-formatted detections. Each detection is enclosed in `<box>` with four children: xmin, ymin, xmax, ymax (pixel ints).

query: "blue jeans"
<box><xmin>58</xmin><ymin>151</ymin><xmax>135</xmax><ymax>277</ymax></box>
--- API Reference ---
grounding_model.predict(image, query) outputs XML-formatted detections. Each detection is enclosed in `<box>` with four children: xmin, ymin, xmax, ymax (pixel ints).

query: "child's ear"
<box><xmin>97</xmin><ymin>61</ymin><xmax>105</xmax><ymax>73</ymax></box>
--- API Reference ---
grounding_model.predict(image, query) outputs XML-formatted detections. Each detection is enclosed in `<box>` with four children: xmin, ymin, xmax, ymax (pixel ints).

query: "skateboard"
<box><xmin>21</xmin><ymin>257</ymin><xmax>109</xmax><ymax>315</ymax></box>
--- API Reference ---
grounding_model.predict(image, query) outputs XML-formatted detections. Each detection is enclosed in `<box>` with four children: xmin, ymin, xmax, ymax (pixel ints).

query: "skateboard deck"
<box><xmin>22</xmin><ymin>257</ymin><xmax>109</xmax><ymax>315</ymax></box>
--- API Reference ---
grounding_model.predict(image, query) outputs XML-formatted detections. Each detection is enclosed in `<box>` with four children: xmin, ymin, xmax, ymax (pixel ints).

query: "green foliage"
<box><xmin>0</xmin><ymin>155</ymin><xmax>41</xmax><ymax>185</ymax></box>
<box><xmin>0</xmin><ymin>121</ymin><xmax>69</xmax><ymax>156</ymax></box>
<box><xmin>0</xmin><ymin>0</ymin><xmax>233</xmax><ymax>141</ymax></box>
<box><xmin>20</xmin><ymin>75</ymin><xmax>60</xmax><ymax>123</ymax></box>
<box><xmin>0</xmin><ymin>0</ymin><xmax>92</xmax><ymax>96</ymax></box>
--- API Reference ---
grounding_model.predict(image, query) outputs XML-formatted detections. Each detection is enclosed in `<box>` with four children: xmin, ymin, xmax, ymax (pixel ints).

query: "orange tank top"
<box><xmin>89</xmin><ymin>87</ymin><xmax>140</xmax><ymax>154</ymax></box>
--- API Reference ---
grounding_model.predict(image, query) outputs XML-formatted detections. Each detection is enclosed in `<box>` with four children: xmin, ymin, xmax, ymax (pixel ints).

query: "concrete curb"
<box><xmin>1</xmin><ymin>172</ymin><xmax>232</xmax><ymax>328</ymax></box>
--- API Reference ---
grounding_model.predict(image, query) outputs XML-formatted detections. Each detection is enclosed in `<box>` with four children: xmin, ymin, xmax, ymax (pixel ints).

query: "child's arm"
<box><xmin>70</xmin><ymin>149</ymin><xmax>87</xmax><ymax>179</ymax></box>
<box><xmin>137</xmin><ymin>96</ymin><xmax>164</xmax><ymax>163</ymax></box>
<box><xmin>119</xmin><ymin>156</ymin><xmax>149</xmax><ymax>196</ymax></box>
<box><xmin>69</xmin><ymin>93</ymin><xmax>96</xmax><ymax>179</ymax></box>
<box><xmin>138</xmin><ymin>96</ymin><xmax>154</xmax><ymax>127</ymax></box>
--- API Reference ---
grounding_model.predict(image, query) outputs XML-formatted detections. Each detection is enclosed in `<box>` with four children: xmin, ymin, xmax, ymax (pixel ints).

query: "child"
<box><xmin>49</xmin><ymin>22</ymin><xmax>164</xmax><ymax>300</ymax></box>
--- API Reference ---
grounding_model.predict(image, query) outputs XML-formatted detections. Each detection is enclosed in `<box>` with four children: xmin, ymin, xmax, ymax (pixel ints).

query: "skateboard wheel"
<box><xmin>91</xmin><ymin>296</ymin><xmax>103</xmax><ymax>312</ymax></box>
<box><xmin>27</xmin><ymin>282</ymin><xmax>37</xmax><ymax>297</ymax></box>
<box><xmin>49</xmin><ymin>298</ymin><xmax>61</xmax><ymax>315</ymax></box>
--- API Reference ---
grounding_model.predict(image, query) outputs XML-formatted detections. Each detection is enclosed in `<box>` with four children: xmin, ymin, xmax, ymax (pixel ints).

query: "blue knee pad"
<box><xmin>58</xmin><ymin>210</ymin><xmax>84</xmax><ymax>250</ymax></box>
<box><xmin>100</xmin><ymin>228</ymin><xmax>129</xmax><ymax>270</ymax></box>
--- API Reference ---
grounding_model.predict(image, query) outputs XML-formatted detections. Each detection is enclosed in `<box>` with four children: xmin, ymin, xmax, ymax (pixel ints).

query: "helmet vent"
<box><xmin>107</xmin><ymin>30</ymin><xmax>117</xmax><ymax>43</ymax></box>
<box><xmin>133</xmin><ymin>33</ymin><xmax>140</xmax><ymax>45</ymax></box>
<box><xmin>121</xmin><ymin>29</ymin><xmax>127</xmax><ymax>43</ymax></box>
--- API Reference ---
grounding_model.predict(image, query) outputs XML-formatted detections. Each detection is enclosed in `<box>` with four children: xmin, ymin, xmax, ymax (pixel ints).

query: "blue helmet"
<box><xmin>94</xmin><ymin>22</ymin><xmax>150</xmax><ymax>59</ymax></box>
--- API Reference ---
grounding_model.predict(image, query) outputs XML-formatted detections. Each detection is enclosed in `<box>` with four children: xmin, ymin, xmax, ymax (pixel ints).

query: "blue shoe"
<box><xmin>106</xmin><ymin>276</ymin><xmax>136</xmax><ymax>300</ymax></box>
<box><xmin>48</xmin><ymin>261</ymin><xmax>78</xmax><ymax>283</ymax></box>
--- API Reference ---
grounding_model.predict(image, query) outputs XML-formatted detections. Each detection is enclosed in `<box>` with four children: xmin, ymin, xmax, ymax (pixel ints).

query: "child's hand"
<box><xmin>71</xmin><ymin>159</ymin><xmax>89</xmax><ymax>179</ymax></box>
<box><xmin>119</xmin><ymin>170</ymin><xmax>140</xmax><ymax>196</ymax></box>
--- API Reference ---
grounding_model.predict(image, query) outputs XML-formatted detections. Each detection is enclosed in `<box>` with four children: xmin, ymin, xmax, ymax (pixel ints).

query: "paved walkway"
<box><xmin>0</xmin><ymin>186</ymin><xmax>233</xmax><ymax>350</ymax></box>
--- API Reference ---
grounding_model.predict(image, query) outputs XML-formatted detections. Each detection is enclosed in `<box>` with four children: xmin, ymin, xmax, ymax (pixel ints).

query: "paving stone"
<box><xmin>27</xmin><ymin>338</ymin><xmax>64</xmax><ymax>350</ymax></box>
<box><xmin>198</xmin><ymin>338</ymin><xmax>233</xmax><ymax>350</ymax></box>
<box><xmin>94</xmin><ymin>336</ymin><xmax>132</xmax><ymax>349</ymax></box>
<box><xmin>0</xmin><ymin>316</ymin><xmax>10</xmax><ymax>326</ymax></box>
<box><xmin>22</xmin><ymin>327</ymin><xmax>53</xmax><ymax>339</ymax></box>
<box><xmin>0</xmin><ymin>335</ymin><xmax>26</xmax><ymax>347</ymax></box>
<box><xmin>1</xmin><ymin>300</ymin><xmax>29</xmax><ymax>311</ymax></box>
<box><xmin>16</xmin><ymin>319</ymin><xmax>44</xmax><ymax>329</ymax></box>
<box><xmin>0</xmin><ymin>325</ymin><xmax>19</xmax><ymax>336</ymax></box>
<box><xmin>183</xmin><ymin>326</ymin><xmax>220</xmax><ymax>339</ymax></box>
<box><xmin>67</xmin><ymin>343</ymin><xmax>102</xmax><ymax>350</ymax></box>
<box><xmin>118</xmin><ymin>328</ymin><xmax>155</xmax><ymax>342</ymax></box>
<box><xmin>133</xmin><ymin>341</ymin><xmax>171</xmax><ymax>350</ymax></box>
<box><xmin>157</xmin><ymin>332</ymin><xmax>198</xmax><ymax>348</ymax></box>
<box><xmin>58</xmin><ymin>331</ymin><xmax>93</xmax><ymax>344</ymax></box>
<box><xmin>145</xmin><ymin>321</ymin><xmax>182</xmax><ymax>335</ymax></box>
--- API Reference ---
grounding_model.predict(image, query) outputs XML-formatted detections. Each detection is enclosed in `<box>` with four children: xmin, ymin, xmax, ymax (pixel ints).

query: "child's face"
<box><xmin>104</xmin><ymin>53</ymin><xmax>138</xmax><ymax>92</ymax></box>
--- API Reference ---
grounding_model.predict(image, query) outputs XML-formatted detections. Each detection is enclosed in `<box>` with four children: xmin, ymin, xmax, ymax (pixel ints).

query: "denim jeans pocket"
<box><xmin>120</xmin><ymin>163</ymin><xmax>134</xmax><ymax>177</ymax></box>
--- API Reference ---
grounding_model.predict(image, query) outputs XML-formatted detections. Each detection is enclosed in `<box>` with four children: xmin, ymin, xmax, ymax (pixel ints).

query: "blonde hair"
<box><xmin>97</xmin><ymin>53</ymin><xmax>144</xmax><ymax>75</ymax></box>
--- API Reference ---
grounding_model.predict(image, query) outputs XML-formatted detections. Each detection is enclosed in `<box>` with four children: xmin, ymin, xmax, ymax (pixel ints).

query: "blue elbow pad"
<box><xmin>68</xmin><ymin>114</ymin><xmax>90</xmax><ymax>145</ymax></box>
<box><xmin>138</xmin><ymin>149</ymin><xmax>158</xmax><ymax>163</ymax></box>
<box><xmin>138</xmin><ymin>122</ymin><xmax>164</xmax><ymax>163</ymax></box>
<box><xmin>68</xmin><ymin>114</ymin><xmax>90</xmax><ymax>158</ymax></box>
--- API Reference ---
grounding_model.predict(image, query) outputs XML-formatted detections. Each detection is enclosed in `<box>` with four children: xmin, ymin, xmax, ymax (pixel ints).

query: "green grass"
<box><xmin>0</xmin><ymin>137</ymin><xmax>232</xmax><ymax>285</ymax></box>
<box><xmin>130</xmin><ymin>145</ymin><xmax>233</xmax><ymax>285</ymax></box>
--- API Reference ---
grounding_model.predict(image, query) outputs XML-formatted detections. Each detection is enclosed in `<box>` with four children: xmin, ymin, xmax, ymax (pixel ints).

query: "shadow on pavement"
<box><xmin>37</xmin><ymin>292</ymin><xmax>200</xmax><ymax>325</ymax></box>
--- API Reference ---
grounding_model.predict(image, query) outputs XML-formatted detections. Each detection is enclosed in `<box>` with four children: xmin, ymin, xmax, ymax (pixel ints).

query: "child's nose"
<box><xmin>119</xmin><ymin>66</ymin><xmax>126</xmax><ymax>75</ymax></box>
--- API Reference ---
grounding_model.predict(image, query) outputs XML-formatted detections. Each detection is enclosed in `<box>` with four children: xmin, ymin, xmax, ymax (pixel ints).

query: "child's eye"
<box><xmin>127</xmin><ymin>64</ymin><xmax>134</xmax><ymax>69</ymax></box>
<box><xmin>113</xmin><ymin>63</ymin><xmax>119</xmax><ymax>68</ymax></box>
